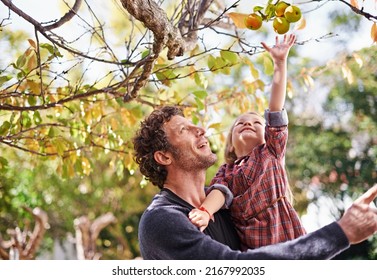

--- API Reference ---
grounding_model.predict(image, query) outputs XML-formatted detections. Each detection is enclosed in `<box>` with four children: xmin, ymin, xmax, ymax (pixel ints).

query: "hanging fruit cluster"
<box><xmin>244</xmin><ymin>1</ymin><xmax>302</xmax><ymax>34</ymax></box>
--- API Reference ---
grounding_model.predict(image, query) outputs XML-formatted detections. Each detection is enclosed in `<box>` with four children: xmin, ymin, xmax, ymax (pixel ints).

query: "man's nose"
<box><xmin>195</xmin><ymin>126</ymin><xmax>205</xmax><ymax>136</ymax></box>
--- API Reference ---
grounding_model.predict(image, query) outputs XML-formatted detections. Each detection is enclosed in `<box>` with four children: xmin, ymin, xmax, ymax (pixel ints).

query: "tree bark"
<box><xmin>74</xmin><ymin>212</ymin><xmax>116</xmax><ymax>260</ymax></box>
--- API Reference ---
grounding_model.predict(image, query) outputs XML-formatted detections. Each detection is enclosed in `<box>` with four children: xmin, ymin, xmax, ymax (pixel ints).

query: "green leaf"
<box><xmin>33</xmin><ymin>111</ymin><xmax>42</xmax><ymax>125</ymax></box>
<box><xmin>28</xmin><ymin>95</ymin><xmax>37</xmax><ymax>106</ymax></box>
<box><xmin>0</xmin><ymin>156</ymin><xmax>9</xmax><ymax>169</ymax></box>
<box><xmin>131</xmin><ymin>107</ymin><xmax>143</xmax><ymax>119</ymax></box>
<box><xmin>141</xmin><ymin>50</ymin><xmax>150</xmax><ymax>59</ymax></box>
<box><xmin>192</xmin><ymin>90</ymin><xmax>208</xmax><ymax>100</ymax></box>
<box><xmin>0</xmin><ymin>75</ymin><xmax>12</xmax><ymax>87</ymax></box>
<box><xmin>52</xmin><ymin>138</ymin><xmax>66</xmax><ymax>157</ymax></box>
<box><xmin>40</xmin><ymin>43</ymin><xmax>63</xmax><ymax>58</ymax></box>
<box><xmin>191</xmin><ymin>114</ymin><xmax>199</xmax><ymax>125</ymax></box>
<box><xmin>155</xmin><ymin>69</ymin><xmax>178</xmax><ymax>84</ymax></box>
<box><xmin>220</xmin><ymin>50</ymin><xmax>238</xmax><ymax>64</ymax></box>
<box><xmin>16</xmin><ymin>53</ymin><xmax>27</xmax><ymax>69</ymax></box>
<box><xmin>195</xmin><ymin>97</ymin><xmax>205</xmax><ymax>111</ymax></box>
<box><xmin>48</xmin><ymin>127</ymin><xmax>57</xmax><ymax>137</ymax></box>
<box><xmin>21</xmin><ymin>112</ymin><xmax>32</xmax><ymax>128</ymax></box>
<box><xmin>194</xmin><ymin>72</ymin><xmax>208</xmax><ymax>89</ymax></box>
<box><xmin>264</xmin><ymin>4</ymin><xmax>276</xmax><ymax>19</ymax></box>
<box><xmin>207</xmin><ymin>55</ymin><xmax>216</xmax><ymax>71</ymax></box>
<box><xmin>253</xmin><ymin>6</ymin><xmax>264</xmax><ymax>12</ymax></box>
<box><xmin>40</xmin><ymin>43</ymin><xmax>54</xmax><ymax>54</ymax></box>
<box><xmin>0</xmin><ymin>121</ymin><xmax>11</xmax><ymax>136</ymax></box>
<box><xmin>263</xmin><ymin>55</ymin><xmax>274</xmax><ymax>75</ymax></box>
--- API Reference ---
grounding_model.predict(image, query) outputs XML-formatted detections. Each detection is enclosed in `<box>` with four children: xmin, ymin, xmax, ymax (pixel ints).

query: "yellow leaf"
<box><xmin>27</xmin><ymin>54</ymin><xmax>37</xmax><ymax>71</ymax></box>
<box><xmin>294</xmin><ymin>17</ymin><xmax>306</xmax><ymax>30</ymax></box>
<box><xmin>110</xmin><ymin>118</ymin><xmax>119</xmax><ymax>130</ymax></box>
<box><xmin>350</xmin><ymin>0</ymin><xmax>359</xmax><ymax>9</ymax></box>
<box><xmin>124</xmin><ymin>151</ymin><xmax>134</xmax><ymax>170</ymax></box>
<box><xmin>341</xmin><ymin>64</ymin><xmax>354</xmax><ymax>84</ymax></box>
<box><xmin>207</xmin><ymin>122</ymin><xmax>222</xmax><ymax>130</ymax></box>
<box><xmin>227</xmin><ymin>12</ymin><xmax>248</xmax><ymax>29</ymax></box>
<box><xmin>81</xmin><ymin>157</ymin><xmax>92</xmax><ymax>175</ymax></box>
<box><xmin>243</xmin><ymin>58</ymin><xmax>260</xmax><ymax>79</ymax></box>
<box><xmin>120</xmin><ymin>107</ymin><xmax>130</xmax><ymax>126</ymax></box>
<box><xmin>45</xmin><ymin>144</ymin><xmax>57</xmax><ymax>155</ymax></box>
<box><xmin>303</xmin><ymin>74</ymin><xmax>314</xmax><ymax>89</ymax></box>
<box><xmin>26</xmin><ymin>80</ymin><xmax>41</xmax><ymax>94</ymax></box>
<box><xmin>287</xmin><ymin>80</ymin><xmax>294</xmax><ymax>98</ymax></box>
<box><xmin>24</xmin><ymin>138</ymin><xmax>39</xmax><ymax>152</ymax></box>
<box><xmin>352</xmin><ymin>53</ymin><xmax>363</xmax><ymax>68</ymax></box>
<box><xmin>371</xmin><ymin>23</ymin><xmax>377</xmax><ymax>44</ymax></box>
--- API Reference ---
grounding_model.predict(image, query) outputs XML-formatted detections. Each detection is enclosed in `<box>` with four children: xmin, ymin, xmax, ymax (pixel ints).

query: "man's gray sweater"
<box><xmin>138</xmin><ymin>189</ymin><xmax>350</xmax><ymax>260</ymax></box>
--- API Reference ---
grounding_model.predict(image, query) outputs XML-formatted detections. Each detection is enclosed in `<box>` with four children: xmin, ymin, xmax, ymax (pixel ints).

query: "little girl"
<box><xmin>189</xmin><ymin>34</ymin><xmax>306</xmax><ymax>250</ymax></box>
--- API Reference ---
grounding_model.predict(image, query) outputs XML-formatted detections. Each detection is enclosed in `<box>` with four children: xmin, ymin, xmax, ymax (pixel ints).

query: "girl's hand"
<box><xmin>261</xmin><ymin>34</ymin><xmax>296</xmax><ymax>63</ymax></box>
<box><xmin>188</xmin><ymin>208</ymin><xmax>211</xmax><ymax>232</ymax></box>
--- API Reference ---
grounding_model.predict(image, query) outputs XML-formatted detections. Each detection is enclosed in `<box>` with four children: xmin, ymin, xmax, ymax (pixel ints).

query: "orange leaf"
<box><xmin>294</xmin><ymin>17</ymin><xmax>306</xmax><ymax>30</ymax></box>
<box><xmin>227</xmin><ymin>12</ymin><xmax>248</xmax><ymax>29</ymax></box>
<box><xmin>371</xmin><ymin>23</ymin><xmax>377</xmax><ymax>44</ymax></box>
<box><xmin>28</xmin><ymin>39</ymin><xmax>37</xmax><ymax>49</ymax></box>
<box><xmin>350</xmin><ymin>0</ymin><xmax>359</xmax><ymax>9</ymax></box>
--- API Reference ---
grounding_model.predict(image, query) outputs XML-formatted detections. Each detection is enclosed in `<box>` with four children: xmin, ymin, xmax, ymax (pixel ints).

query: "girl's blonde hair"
<box><xmin>224</xmin><ymin>112</ymin><xmax>264</xmax><ymax>165</ymax></box>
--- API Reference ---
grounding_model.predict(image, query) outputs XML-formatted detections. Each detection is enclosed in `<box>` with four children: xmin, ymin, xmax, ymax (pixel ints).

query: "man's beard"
<box><xmin>169</xmin><ymin>144</ymin><xmax>217</xmax><ymax>171</ymax></box>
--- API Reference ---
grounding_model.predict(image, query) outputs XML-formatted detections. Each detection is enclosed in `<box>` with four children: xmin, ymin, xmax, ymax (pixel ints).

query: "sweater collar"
<box><xmin>160</xmin><ymin>188</ymin><xmax>194</xmax><ymax>210</ymax></box>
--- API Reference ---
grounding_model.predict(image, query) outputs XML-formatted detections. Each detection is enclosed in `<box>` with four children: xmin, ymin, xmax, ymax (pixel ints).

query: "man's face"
<box><xmin>163</xmin><ymin>115</ymin><xmax>217</xmax><ymax>171</ymax></box>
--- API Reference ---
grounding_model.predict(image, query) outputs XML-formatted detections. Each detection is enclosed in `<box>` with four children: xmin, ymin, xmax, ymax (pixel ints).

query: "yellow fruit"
<box><xmin>284</xmin><ymin>5</ymin><xmax>302</xmax><ymax>23</ymax></box>
<box><xmin>244</xmin><ymin>13</ymin><xmax>263</xmax><ymax>30</ymax></box>
<box><xmin>275</xmin><ymin>1</ymin><xmax>290</xmax><ymax>17</ymax></box>
<box><xmin>273</xmin><ymin>17</ymin><xmax>290</xmax><ymax>34</ymax></box>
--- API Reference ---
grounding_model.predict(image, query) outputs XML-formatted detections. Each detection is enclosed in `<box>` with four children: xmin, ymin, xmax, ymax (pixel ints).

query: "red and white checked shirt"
<box><xmin>210</xmin><ymin>111</ymin><xmax>306</xmax><ymax>250</ymax></box>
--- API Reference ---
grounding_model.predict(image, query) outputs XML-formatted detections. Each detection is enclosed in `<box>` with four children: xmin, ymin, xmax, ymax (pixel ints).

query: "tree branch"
<box><xmin>74</xmin><ymin>213</ymin><xmax>116</xmax><ymax>260</ymax></box>
<box><xmin>336</xmin><ymin>0</ymin><xmax>377</xmax><ymax>20</ymax></box>
<box><xmin>23</xmin><ymin>207</ymin><xmax>49</xmax><ymax>258</ymax></box>
<box><xmin>0</xmin><ymin>207</ymin><xmax>48</xmax><ymax>260</ymax></box>
<box><xmin>0</xmin><ymin>0</ymin><xmax>129</xmax><ymax>65</ymax></box>
<box><xmin>44</xmin><ymin>0</ymin><xmax>83</xmax><ymax>31</ymax></box>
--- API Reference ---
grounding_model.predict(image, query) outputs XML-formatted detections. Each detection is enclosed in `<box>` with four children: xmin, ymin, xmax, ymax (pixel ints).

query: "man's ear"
<box><xmin>154</xmin><ymin>151</ymin><xmax>172</xmax><ymax>166</ymax></box>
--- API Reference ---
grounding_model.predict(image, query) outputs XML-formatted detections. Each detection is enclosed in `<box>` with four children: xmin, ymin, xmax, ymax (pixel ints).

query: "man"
<box><xmin>133</xmin><ymin>105</ymin><xmax>377</xmax><ymax>259</ymax></box>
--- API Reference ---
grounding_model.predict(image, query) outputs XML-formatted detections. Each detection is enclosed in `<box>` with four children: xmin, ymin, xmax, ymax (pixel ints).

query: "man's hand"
<box><xmin>337</xmin><ymin>184</ymin><xmax>377</xmax><ymax>244</ymax></box>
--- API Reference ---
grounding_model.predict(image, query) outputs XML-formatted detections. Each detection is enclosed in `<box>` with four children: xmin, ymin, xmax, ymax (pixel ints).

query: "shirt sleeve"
<box><xmin>139</xmin><ymin>205</ymin><xmax>350</xmax><ymax>260</ymax></box>
<box><xmin>264</xmin><ymin>108</ymin><xmax>288</xmax><ymax>127</ymax></box>
<box><xmin>264</xmin><ymin>109</ymin><xmax>288</xmax><ymax>159</ymax></box>
<box><xmin>210</xmin><ymin>164</ymin><xmax>228</xmax><ymax>186</ymax></box>
<box><xmin>205</xmin><ymin>184</ymin><xmax>233</xmax><ymax>209</ymax></box>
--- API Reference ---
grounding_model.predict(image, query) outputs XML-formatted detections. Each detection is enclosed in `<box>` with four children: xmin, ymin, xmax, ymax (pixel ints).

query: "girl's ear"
<box><xmin>154</xmin><ymin>151</ymin><xmax>172</xmax><ymax>166</ymax></box>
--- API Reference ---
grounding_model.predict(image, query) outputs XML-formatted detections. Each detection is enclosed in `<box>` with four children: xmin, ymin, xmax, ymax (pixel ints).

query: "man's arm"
<box><xmin>139</xmin><ymin>185</ymin><xmax>377</xmax><ymax>260</ymax></box>
<box><xmin>139</xmin><ymin>204</ymin><xmax>349</xmax><ymax>260</ymax></box>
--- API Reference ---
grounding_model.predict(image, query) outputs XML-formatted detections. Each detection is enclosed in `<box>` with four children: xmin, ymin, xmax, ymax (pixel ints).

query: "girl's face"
<box><xmin>230</xmin><ymin>113</ymin><xmax>265</xmax><ymax>158</ymax></box>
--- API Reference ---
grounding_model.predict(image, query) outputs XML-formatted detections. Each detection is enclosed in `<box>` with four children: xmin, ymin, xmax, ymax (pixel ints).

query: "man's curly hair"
<box><xmin>132</xmin><ymin>106</ymin><xmax>184</xmax><ymax>189</ymax></box>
